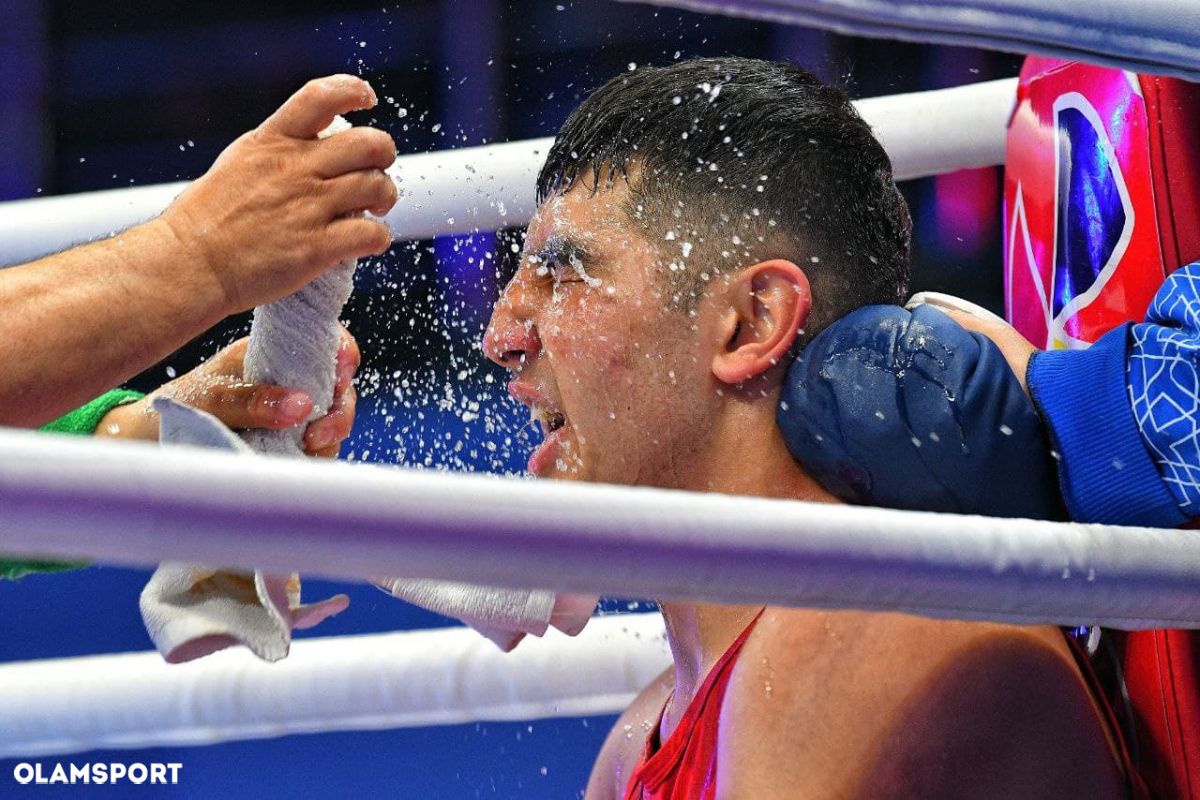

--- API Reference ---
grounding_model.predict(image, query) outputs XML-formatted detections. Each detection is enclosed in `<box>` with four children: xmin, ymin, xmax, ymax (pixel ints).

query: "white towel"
<box><xmin>140</xmin><ymin>399</ymin><xmax>349</xmax><ymax>663</ymax></box>
<box><xmin>905</xmin><ymin>291</ymin><xmax>1010</xmax><ymax>326</ymax></box>
<box><xmin>138</xmin><ymin>117</ymin><xmax>359</xmax><ymax>664</ymax></box>
<box><xmin>374</xmin><ymin>578</ymin><xmax>598</xmax><ymax>652</ymax></box>
<box><xmin>240</xmin><ymin>257</ymin><xmax>355</xmax><ymax>455</ymax></box>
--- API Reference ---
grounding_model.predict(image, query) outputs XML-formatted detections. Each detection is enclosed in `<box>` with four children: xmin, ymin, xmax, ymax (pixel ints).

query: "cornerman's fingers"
<box><xmin>305</xmin><ymin>385</ymin><xmax>356</xmax><ymax>458</ymax></box>
<box><xmin>335</xmin><ymin>328</ymin><xmax>361</xmax><ymax>393</ymax></box>
<box><xmin>324</xmin><ymin>169</ymin><xmax>398</xmax><ymax>218</ymax></box>
<box><xmin>262</xmin><ymin>75</ymin><xmax>377</xmax><ymax>140</ymax></box>
<box><xmin>183</xmin><ymin>380</ymin><xmax>314</xmax><ymax>431</ymax></box>
<box><xmin>314</xmin><ymin>128</ymin><xmax>397</xmax><ymax>178</ymax></box>
<box><xmin>325</xmin><ymin>217</ymin><xmax>393</xmax><ymax>262</ymax></box>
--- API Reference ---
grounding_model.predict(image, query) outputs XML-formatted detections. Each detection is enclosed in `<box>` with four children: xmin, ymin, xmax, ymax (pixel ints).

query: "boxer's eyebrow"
<box><xmin>531</xmin><ymin>234</ymin><xmax>596</xmax><ymax>270</ymax></box>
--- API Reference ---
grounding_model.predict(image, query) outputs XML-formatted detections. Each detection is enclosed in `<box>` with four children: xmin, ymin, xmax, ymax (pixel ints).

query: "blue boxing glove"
<box><xmin>778</xmin><ymin>303</ymin><xmax>1064</xmax><ymax>520</ymax></box>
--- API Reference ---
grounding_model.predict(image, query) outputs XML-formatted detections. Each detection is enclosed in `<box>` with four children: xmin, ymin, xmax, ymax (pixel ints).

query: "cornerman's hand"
<box><xmin>939</xmin><ymin>309</ymin><xmax>1038</xmax><ymax>395</ymax></box>
<box><xmin>96</xmin><ymin>329</ymin><xmax>360</xmax><ymax>458</ymax></box>
<box><xmin>159</xmin><ymin>74</ymin><xmax>398</xmax><ymax>314</ymax></box>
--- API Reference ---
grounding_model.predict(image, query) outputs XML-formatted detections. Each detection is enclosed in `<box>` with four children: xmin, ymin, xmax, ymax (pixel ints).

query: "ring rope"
<box><xmin>2</xmin><ymin>428</ymin><xmax>1199</xmax><ymax>631</ymax></box>
<box><xmin>0</xmin><ymin>614</ymin><xmax>670</xmax><ymax>759</ymax></box>
<box><xmin>0</xmin><ymin>78</ymin><xmax>1014</xmax><ymax>268</ymax></box>
<box><xmin>632</xmin><ymin>0</ymin><xmax>1200</xmax><ymax>81</ymax></box>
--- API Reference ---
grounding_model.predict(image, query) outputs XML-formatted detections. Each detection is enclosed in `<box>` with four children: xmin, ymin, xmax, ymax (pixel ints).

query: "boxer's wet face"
<box><xmin>484</xmin><ymin>184</ymin><xmax>719</xmax><ymax>487</ymax></box>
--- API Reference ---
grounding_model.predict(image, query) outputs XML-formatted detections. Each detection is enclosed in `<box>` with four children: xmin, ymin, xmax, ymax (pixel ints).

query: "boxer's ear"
<box><xmin>710</xmin><ymin>260</ymin><xmax>811</xmax><ymax>385</ymax></box>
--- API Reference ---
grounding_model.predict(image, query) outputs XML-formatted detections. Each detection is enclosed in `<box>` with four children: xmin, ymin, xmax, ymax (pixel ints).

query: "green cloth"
<box><xmin>39</xmin><ymin>389</ymin><xmax>144</xmax><ymax>436</ymax></box>
<box><xmin>0</xmin><ymin>558</ymin><xmax>87</xmax><ymax>581</ymax></box>
<box><xmin>0</xmin><ymin>388</ymin><xmax>144</xmax><ymax>580</ymax></box>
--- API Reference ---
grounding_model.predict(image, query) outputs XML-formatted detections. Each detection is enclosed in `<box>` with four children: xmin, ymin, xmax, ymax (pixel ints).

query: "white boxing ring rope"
<box><xmin>0</xmin><ymin>614</ymin><xmax>671</xmax><ymax>759</ymax></box>
<box><xmin>2</xmin><ymin>428</ymin><xmax>1200</xmax><ymax>632</ymax></box>
<box><xmin>0</xmin><ymin>78</ymin><xmax>1015</xmax><ymax>268</ymax></box>
<box><xmin>631</xmin><ymin>0</ymin><xmax>1200</xmax><ymax>83</ymax></box>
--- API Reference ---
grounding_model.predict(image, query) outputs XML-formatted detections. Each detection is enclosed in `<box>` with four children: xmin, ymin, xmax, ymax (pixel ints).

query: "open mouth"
<box><xmin>526</xmin><ymin>403</ymin><xmax>571</xmax><ymax>475</ymax></box>
<box><xmin>509</xmin><ymin>382</ymin><xmax>572</xmax><ymax>475</ymax></box>
<box><xmin>531</xmin><ymin>404</ymin><xmax>567</xmax><ymax>436</ymax></box>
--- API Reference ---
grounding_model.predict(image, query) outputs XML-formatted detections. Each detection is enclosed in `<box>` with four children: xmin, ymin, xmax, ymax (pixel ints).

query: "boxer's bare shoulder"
<box><xmin>718</xmin><ymin>609</ymin><xmax>1125</xmax><ymax>798</ymax></box>
<box><xmin>584</xmin><ymin>667</ymin><xmax>672</xmax><ymax>800</ymax></box>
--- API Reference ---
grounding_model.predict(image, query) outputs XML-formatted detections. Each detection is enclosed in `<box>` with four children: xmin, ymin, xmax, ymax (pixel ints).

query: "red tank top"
<box><xmin>623</xmin><ymin>612</ymin><xmax>762</xmax><ymax>800</ymax></box>
<box><xmin>622</xmin><ymin>615</ymin><xmax>1146</xmax><ymax>800</ymax></box>
<box><xmin>1063</xmin><ymin>631</ymin><xmax>1150</xmax><ymax>799</ymax></box>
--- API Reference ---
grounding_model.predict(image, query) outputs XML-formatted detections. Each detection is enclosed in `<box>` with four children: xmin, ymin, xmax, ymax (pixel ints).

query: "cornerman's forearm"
<box><xmin>0</xmin><ymin>219</ymin><xmax>229</xmax><ymax>427</ymax></box>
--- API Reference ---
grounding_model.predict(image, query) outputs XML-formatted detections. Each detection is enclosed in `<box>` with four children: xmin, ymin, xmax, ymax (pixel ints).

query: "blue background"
<box><xmin>0</xmin><ymin>1</ymin><xmax>1018</xmax><ymax>796</ymax></box>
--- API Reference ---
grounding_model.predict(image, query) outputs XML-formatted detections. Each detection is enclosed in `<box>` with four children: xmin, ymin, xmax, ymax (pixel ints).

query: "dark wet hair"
<box><xmin>537</xmin><ymin>56</ymin><xmax>910</xmax><ymax>341</ymax></box>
